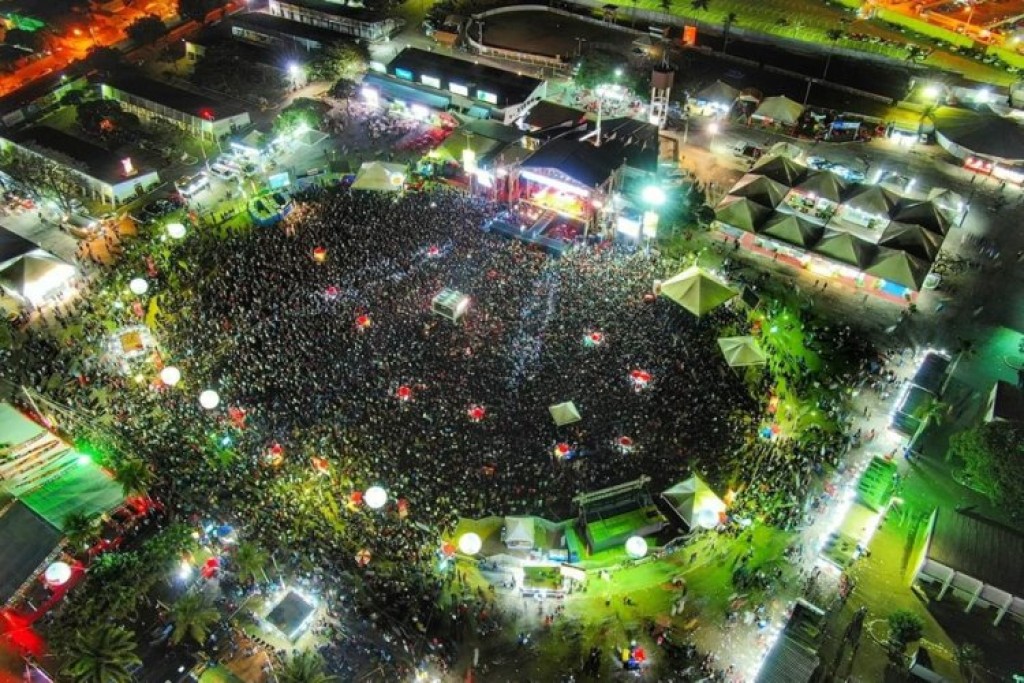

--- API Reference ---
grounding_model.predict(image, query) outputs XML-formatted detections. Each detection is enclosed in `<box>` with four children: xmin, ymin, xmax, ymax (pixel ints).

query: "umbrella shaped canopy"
<box><xmin>659</xmin><ymin>266</ymin><xmax>737</xmax><ymax>316</ymax></box>
<box><xmin>714</xmin><ymin>195</ymin><xmax>771</xmax><ymax>233</ymax></box>
<box><xmin>729</xmin><ymin>174</ymin><xmax>789</xmax><ymax>208</ymax></box>
<box><xmin>351</xmin><ymin>161</ymin><xmax>408</xmax><ymax>191</ymax></box>
<box><xmin>865</xmin><ymin>248</ymin><xmax>931</xmax><ymax>290</ymax></box>
<box><xmin>717</xmin><ymin>335</ymin><xmax>767</xmax><ymax>367</ymax></box>
<box><xmin>661</xmin><ymin>475</ymin><xmax>726</xmax><ymax>529</ymax></box>
<box><xmin>759</xmin><ymin>213</ymin><xmax>824</xmax><ymax>248</ymax></box>
<box><xmin>549</xmin><ymin>401</ymin><xmax>581</xmax><ymax>426</ymax></box>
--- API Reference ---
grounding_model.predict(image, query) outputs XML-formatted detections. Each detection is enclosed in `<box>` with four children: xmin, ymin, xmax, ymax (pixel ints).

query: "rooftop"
<box><xmin>270</xmin><ymin>0</ymin><xmax>387</xmax><ymax>22</ymax></box>
<box><xmin>103</xmin><ymin>73</ymin><xmax>247</xmax><ymax>121</ymax></box>
<box><xmin>7</xmin><ymin>126</ymin><xmax>151</xmax><ymax>185</ymax></box>
<box><xmin>928</xmin><ymin>509</ymin><xmax>1024</xmax><ymax>597</ymax></box>
<box><xmin>231</xmin><ymin>10</ymin><xmax>352</xmax><ymax>45</ymax></box>
<box><xmin>389</xmin><ymin>48</ymin><xmax>542</xmax><ymax>107</ymax></box>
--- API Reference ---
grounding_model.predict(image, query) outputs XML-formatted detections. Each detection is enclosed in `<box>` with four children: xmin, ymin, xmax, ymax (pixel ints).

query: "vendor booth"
<box><xmin>504</xmin><ymin>516</ymin><xmax>536</xmax><ymax>550</ymax></box>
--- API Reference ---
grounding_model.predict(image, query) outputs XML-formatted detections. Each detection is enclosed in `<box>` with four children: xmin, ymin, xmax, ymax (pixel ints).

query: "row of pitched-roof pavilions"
<box><xmin>712</xmin><ymin>154</ymin><xmax>961</xmax><ymax>291</ymax></box>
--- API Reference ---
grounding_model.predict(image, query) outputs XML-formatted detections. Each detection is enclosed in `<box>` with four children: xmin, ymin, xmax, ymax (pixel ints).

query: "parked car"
<box><xmin>209</xmin><ymin>163</ymin><xmax>238</xmax><ymax>181</ymax></box>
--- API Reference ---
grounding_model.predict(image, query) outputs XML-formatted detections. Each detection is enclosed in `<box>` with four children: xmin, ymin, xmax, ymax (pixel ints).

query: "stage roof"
<box><xmin>0</xmin><ymin>502</ymin><xmax>62</xmax><ymax>603</ymax></box>
<box><xmin>521</xmin><ymin>138</ymin><xmax>621</xmax><ymax>188</ymax></box>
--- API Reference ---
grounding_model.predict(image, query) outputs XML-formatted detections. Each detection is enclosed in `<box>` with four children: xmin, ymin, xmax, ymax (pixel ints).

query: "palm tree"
<box><xmin>278</xmin><ymin>651</ymin><xmax>337</xmax><ymax>683</ymax></box>
<box><xmin>61</xmin><ymin>625</ymin><xmax>141</xmax><ymax>683</ymax></box>
<box><xmin>113</xmin><ymin>457</ymin><xmax>154</xmax><ymax>497</ymax></box>
<box><xmin>63</xmin><ymin>511</ymin><xmax>100</xmax><ymax>552</ymax></box>
<box><xmin>723</xmin><ymin>13</ymin><xmax>738</xmax><ymax>54</ymax></box>
<box><xmin>233</xmin><ymin>541</ymin><xmax>269</xmax><ymax>585</ymax></box>
<box><xmin>169</xmin><ymin>593</ymin><xmax>220</xmax><ymax>646</ymax></box>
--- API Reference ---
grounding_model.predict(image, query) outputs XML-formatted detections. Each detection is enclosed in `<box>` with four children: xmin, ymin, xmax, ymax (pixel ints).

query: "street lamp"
<box><xmin>641</xmin><ymin>184</ymin><xmax>666</xmax><ymax>207</ymax></box>
<box><xmin>707</xmin><ymin>121</ymin><xmax>720</xmax><ymax>152</ymax></box>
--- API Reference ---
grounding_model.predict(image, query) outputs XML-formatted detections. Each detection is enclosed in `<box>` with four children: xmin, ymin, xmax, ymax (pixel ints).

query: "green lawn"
<box><xmin>598</xmin><ymin>0</ymin><xmax>1014</xmax><ymax>85</ymax></box>
<box><xmin>199</xmin><ymin>666</ymin><xmax>244</xmax><ymax>683</ymax></box>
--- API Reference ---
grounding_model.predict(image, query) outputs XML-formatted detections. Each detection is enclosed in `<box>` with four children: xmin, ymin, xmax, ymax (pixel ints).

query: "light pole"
<box><xmin>707</xmin><ymin>121</ymin><xmax>720</xmax><ymax>152</ymax></box>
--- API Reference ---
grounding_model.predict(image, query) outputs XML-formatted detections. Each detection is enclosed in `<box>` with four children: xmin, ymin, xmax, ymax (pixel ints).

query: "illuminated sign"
<box><xmin>477</xmin><ymin>90</ymin><xmax>498</xmax><ymax>105</ymax></box>
<box><xmin>682</xmin><ymin>25</ymin><xmax>697</xmax><ymax>45</ymax></box>
<box><xmin>449</xmin><ymin>83</ymin><xmax>469</xmax><ymax>97</ymax></box>
<box><xmin>394</xmin><ymin>68</ymin><xmax>413</xmax><ymax>81</ymax></box>
<box><xmin>421</xmin><ymin>75</ymin><xmax>441</xmax><ymax>89</ymax></box>
<box><xmin>121</xmin><ymin>157</ymin><xmax>136</xmax><ymax>176</ymax></box>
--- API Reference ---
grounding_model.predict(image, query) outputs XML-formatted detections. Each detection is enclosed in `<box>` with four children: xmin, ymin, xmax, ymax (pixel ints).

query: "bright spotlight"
<box><xmin>129</xmin><ymin>278</ymin><xmax>149</xmax><ymax>295</ymax></box>
<box><xmin>365</xmin><ymin>485</ymin><xmax>388</xmax><ymax>510</ymax></box>
<box><xmin>160</xmin><ymin>366</ymin><xmax>181</xmax><ymax>386</ymax></box>
<box><xmin>625</xmin><ymin>535</ymin><xmax>648</xmax><ymax>559</ymax></box>
<box><xmin>199</xmin><ymin>390</ymin><xmax>220</xmax><ymax>410</ymax></box>
<box><xmin>642</xmin><ymin>185</ymin><xmax>666</xmax><ymax>207</ymax></box>
<box><xmin>458</xmin><ymin>532</ymin><xmax>482</xmax><ymax>555</ymax></box>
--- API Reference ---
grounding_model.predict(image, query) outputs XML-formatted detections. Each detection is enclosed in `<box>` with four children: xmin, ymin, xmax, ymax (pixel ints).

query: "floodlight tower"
<box><xmin>649</xmin><ymin>49</ymin><xmax>674</xmax><ymax>129</ymax></box>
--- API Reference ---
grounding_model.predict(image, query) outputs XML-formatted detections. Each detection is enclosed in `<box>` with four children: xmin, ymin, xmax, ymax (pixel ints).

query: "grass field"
<box><xmin>594</xmin><ymin>0</ymin><xmax>1015</xmax><ymax>84</ymax></box>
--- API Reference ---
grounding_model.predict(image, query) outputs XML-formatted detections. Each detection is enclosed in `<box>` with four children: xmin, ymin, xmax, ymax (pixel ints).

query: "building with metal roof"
<box><xmin>913</xmin><ymin>509</ymin><xmax>1024</xmax><ymax>626</ymax></box>
<box><xmin>267</xmin><ymin>0</ymin><xmax>403</xmax><ymax>42</ymax></box>
<box><xmin>0</xmin><ymin>126</ymin><xmax>160</xmax><ymax>206</ymax></box>
<box><xmin>100</xmin><ymin>73</ymin><xmax>251</xmax><ymax>142</ymax></box>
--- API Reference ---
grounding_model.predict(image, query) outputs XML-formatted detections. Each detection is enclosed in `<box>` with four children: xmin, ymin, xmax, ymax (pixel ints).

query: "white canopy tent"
<box><xmin>549</xmin><ymin>401</ymin><xmax>582</xmax><ymax>426</ymax></box>
<box><xmin>661</xmin><ymin>475</ymin><xmax>726</xmax><ymax>529</ymax></box>
<box><xmin>752</xmin><ymin>96</ymin><xmax>805</xmax><ymax>126</ymax></box>
<box><xmin>351</xmin><ymin>161</ymin><xmax>408</xmax><ymax>192</ymax></box>
<box><xmin>504</xmin><ymin>516</ymin><xmax>536</xmax><ymax>549</ymax></box>
<box><xmin>0</xmin><ymin>251</ymin><xmax>77</xmax><ymax>309</ymax></box>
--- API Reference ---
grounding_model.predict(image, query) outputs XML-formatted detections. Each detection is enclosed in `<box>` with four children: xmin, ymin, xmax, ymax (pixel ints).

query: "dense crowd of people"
<box><xmin>1</xmin><ymin>185</ymin><xmax>879</xmax><ymax>677</ymax></box>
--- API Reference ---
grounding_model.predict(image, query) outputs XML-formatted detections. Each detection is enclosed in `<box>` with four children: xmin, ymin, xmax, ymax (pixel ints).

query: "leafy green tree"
<box><xmin>177</xmin><ymin>0</ymin><xmax>227</xmax><ymax>21</ymax></box>
<box><xmin>690</xmin><ymin>0</ymin><xmax>709</xmax><ymax>9</ymax></box>
<box><xmin>1</xmin><ymin>144</ymin><xmax>88</xmax><ymax>212</ymax></box>
<box><xmin>887</xmin><ymin>609</ymin><xmax>924</xmax><ymax>657</ymax></box>
<box><xmin>170</xmin><ymin>593</ymin><xmax>220</xmax><ymax>645</ymax></box>
<box><xmin>61</xmin><ymin>625</ymin><xmax>140</xmax><ymax>683</ymax></box>
<box><xmin>278</xmin><ymin>651</ymin><xmax>337</xmax><ymax>683</ymax></box>
<box><xmin>81</xmin><ymin>46</ymin><xmax>123</xmax><ymax>74</ymax></box>
<box><xmin>949</xmin><ymin>421</ymin><xmax>1024</xmax><ymax>517</ymax></box>
<box><xmin>76</xmin><ymin>99</ymin><xmax>140</xmax><ymax>141</ymax></box>
<box><xmin>191</xmin><ymin>42</ymin><xmax>283</xmax><ymax>101</ymax></box>
<box><xmin>126</xmin><ymin>15</ymin><xmax>167</xmax><ymax>46</ymax></box>
<box><xmin>63</xmin><ymin>511</ymin><xmax>100</xmax><ymax>551</ymax></box>
<box><xmin>233</xmin><ymin>541</ymin><xmax>269</xmax><ymax>584</ymax></box>
<box><xmin>274</xmin><ymin>98</ymin><xmax>327</xmax><ymax>135</ymax></box>
<box><xmin>112</xmin><ymin>457</ymin><xmax>154</xmax><ymax>497</ymax></box>
<box><xmin>306</xmin><ymin>41</ymin><xmax>367</xmax><ymax>82</ymax></box>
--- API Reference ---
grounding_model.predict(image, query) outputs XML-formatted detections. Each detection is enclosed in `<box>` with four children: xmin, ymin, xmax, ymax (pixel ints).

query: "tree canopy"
<box><xmin>949</xmin><ymin>421</ymin><xmax>1024</xmax><ymax>517</ymax></box>
<box><xmin>126</xmin><ymin>15</ymin><xmax>167</xmax><ymax>46</ymax></box>
<box><xmin>305</xmin><ymin>40</ymin><xmax>367</xmax><ymax>82</ymax></box>
<box><xmin>61</xmin><ymin>625</ymin><xmax>140</xmax><ymax>683</ymax></box>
